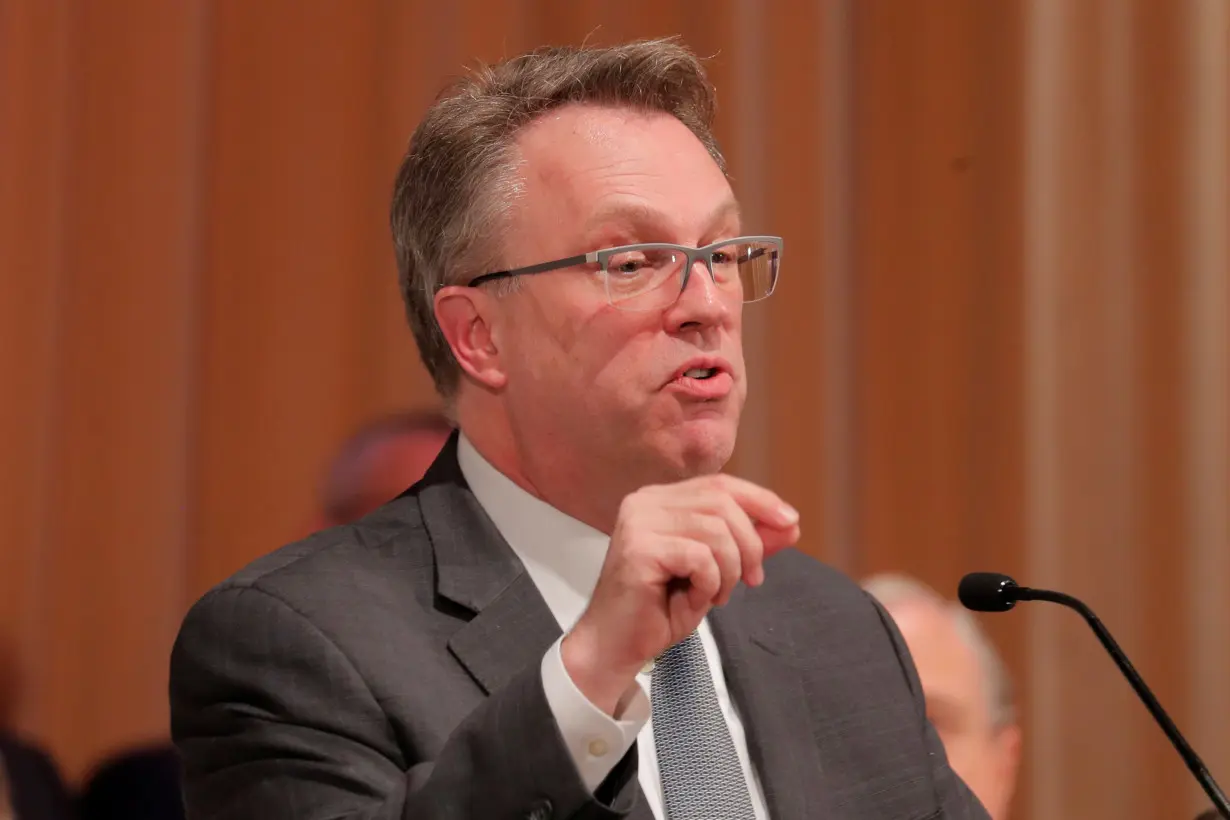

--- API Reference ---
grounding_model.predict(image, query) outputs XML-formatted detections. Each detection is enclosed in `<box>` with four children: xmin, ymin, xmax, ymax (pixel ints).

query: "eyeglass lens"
<box><xmin>603</xmin><ymin>240</ymin><xmax>780</xmax><ymax>310</ymax></box>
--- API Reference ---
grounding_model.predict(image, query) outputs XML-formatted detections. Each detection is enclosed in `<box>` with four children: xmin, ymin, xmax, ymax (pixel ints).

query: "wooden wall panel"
<box><xmin>1024</xmin><ymin>1</ymin><xmax>1229</xmax><ymax>817</ymax></box>
<box><xmin>0</xmin><ymin>3</ymin><xmax>1225</xmax><ymax>816</ymax></box>
<box><xmin>1130</xmin><ymin>2</ymin><xmax>1196</xmax><ymax>812</ymax></box>
<box><xmin>852</xmin><ymin>0</ymin><xmax>987</xmax><ymax>588</ymax></box>
<box><xmin>1025</xmin><ymin>2</ymin><xmax>1152</xmax><ymax>815</ymax></box>
<box><xmin>0</xmin><ymin>0</ymin><xmax>69</xmax><ymax>729</ymax></box>
<box><xmin>29</xmin><ymin>0</ymin><xmax>208</xmax><ymax>779</ymax></box>
<box><xmin>191</xmin><ymin>2</ymin><xmax>421</xmax><ymax>593</ymax></box>
<box><xmin>851</xmin><ymin>1</ymin><xmax>1032</xmax><ymax>814</ymax></box>
<box><xmin>1183</xmin><ymin>0</ymin><xmax>1230</xmax><ymax>800</ymax></box>
<box><xmin>756</xmin><ymin>0</ymin><xmax>833</xmax><ymax>566</ymax></box>
<box><xmin>968</xmin><ymin>3</ymin><xmax>1032</xmax><ymax>815</ymax></box>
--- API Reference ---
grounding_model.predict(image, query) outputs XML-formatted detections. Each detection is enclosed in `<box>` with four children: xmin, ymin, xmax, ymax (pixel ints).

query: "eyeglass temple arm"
<box><xmin>467</xmin><ymin>252</ymin><xmax>593</xmax><ymax>288</ymax></box>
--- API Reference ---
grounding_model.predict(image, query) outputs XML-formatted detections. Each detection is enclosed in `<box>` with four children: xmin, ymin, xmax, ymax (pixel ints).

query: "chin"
<box><xmin>666</xmin><ymin>416</ymin><xmax>738</xmax><ymax>476</ymax></box>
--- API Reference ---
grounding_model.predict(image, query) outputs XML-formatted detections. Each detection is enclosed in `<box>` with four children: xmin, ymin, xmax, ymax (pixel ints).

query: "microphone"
<box><xmin>958</xmin><ymin>572</ymin><xmax>1230</xmax><ymax>819</ymax></box>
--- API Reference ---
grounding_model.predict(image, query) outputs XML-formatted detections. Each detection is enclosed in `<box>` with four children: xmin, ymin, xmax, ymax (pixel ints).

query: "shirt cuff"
<box><xmin>540</xmin><ymin>636</ymin><xmax>650</xmax><ymax>793</ymax></box>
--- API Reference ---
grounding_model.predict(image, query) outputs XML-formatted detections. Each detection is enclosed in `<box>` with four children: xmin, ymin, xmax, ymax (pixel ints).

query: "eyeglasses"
<box><xmin>465</xmin><ymin>235</ymin><xmax>783</xmax><ymax>311</ymax></box>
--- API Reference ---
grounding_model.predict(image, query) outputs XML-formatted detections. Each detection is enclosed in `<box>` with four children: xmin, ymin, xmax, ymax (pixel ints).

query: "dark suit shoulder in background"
<box><xmin>0</xmin><ymin>732</ymin><xmax>75</xmax><ymax>820</ymax></box>
<box><xmin>78</xmin><ymin>744</ymin><xmax>184</xmax><ymax>820</ymax></box>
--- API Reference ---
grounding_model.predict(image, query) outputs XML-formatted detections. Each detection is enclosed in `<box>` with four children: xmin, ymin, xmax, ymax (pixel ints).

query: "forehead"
<box><xmin>510</xmin><ymin>104</ymin><xmax>736</xmax><ymax>243</ymax></box>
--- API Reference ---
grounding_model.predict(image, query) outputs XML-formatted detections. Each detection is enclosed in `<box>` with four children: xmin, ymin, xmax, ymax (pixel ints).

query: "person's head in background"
<box><xmin>863</xmin><ymin>573</ymin><xmax>1022</xmax><ymax>819</ymax></box>
<box><xmin>316</xmin><ymin>410</ymin><xmax>452</xmax><ymax>528</ymax></box>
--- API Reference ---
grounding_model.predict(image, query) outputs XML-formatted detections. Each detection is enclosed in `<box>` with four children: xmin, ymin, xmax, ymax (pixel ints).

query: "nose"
<box><xmin>664</xmin><ymin>256</ymin><xmax>732</xmax><ymax>332</ymax></box>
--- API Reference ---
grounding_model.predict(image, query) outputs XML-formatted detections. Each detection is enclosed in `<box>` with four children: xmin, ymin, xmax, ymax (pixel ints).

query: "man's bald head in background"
<box><xmin>317</xmin><ymin>410</ymin><xmax>452</xmax><ymax>528</ymax></box>
<box><xmin>863</xmin><ymin>574</ymin><xmax>1022</xmax><ymax>820</ymax></box>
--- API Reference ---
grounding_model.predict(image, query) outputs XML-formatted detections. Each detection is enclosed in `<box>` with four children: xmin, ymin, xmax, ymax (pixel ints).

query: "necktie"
<box><xmin>651</xmin><ymin>629</ymin><xmax>758</xmax><ymax>819</ymax></box>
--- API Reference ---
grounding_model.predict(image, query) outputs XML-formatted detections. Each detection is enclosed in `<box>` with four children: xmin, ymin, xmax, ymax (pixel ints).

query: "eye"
<box><xmin>607</xmin><ymin>252</ymin><xmax>651</xmax><ymax>276</ymax></box>
<box><xmin>710</xmin><ymin>248</ymin><xmax>736</xmax><ymax>265</ymax></box>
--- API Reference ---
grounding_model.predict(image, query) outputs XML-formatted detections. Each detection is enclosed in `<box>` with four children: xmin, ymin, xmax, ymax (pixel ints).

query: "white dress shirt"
<box><xmin>457</xmin><ymin>434</ymin><xmax>770</xmax><ymax>820</ymax></box>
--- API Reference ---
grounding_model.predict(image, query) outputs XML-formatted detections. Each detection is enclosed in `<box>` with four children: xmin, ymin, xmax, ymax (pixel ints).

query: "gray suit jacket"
<box><xmin>170</xmin><ymin>436</ymin><xmax>989</xmax><ymax>820</ymax></box>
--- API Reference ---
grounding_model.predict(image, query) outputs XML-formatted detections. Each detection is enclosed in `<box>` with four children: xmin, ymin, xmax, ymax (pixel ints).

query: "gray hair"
<box><xmin>389</xmin><ymin>38</ymin><xmax>726</xmax><ymax>399</ymax></box>
<box><xmin>862</xmin><ymin>573</ymin><xmax>1017</xmax><ymax>729</ymax></box>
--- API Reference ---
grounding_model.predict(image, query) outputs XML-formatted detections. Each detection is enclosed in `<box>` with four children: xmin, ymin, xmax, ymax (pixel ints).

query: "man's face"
<box><xmin>889</xmin><ymin>601</ymin><xmax>1021</xmax><ymax>820</ymax></box>
<box><xmin>488</xmin><ymin>104</ymin><xmax>747</xmax><ymax>486</ymax></box>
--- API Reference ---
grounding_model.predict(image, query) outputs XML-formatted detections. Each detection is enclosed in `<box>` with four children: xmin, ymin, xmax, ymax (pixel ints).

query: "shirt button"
<box><xmin>588</xmin><ymin>738</ymin><xmax>609</xmax><ymax>757</ymax></box>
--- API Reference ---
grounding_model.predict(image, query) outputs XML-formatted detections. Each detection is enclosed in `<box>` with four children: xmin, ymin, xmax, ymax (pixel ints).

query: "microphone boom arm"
<box><xmin>1017</xmin><ymin>585</ymin><xmax>1230</xmax><ymax>818</ymax></box>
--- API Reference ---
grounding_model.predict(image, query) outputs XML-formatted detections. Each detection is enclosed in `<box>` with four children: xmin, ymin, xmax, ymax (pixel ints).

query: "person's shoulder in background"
<box><xmin>78</xmin><ymin>743</ymin><xmax>184</xmax><ymax>820</ymax></box>
<box><xmin>0</xmin><ymin>730</ymin><xmax>75</xmax><ymax>820</ymax></box>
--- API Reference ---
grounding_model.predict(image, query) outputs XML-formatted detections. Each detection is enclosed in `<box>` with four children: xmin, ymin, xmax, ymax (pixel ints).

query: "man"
<box><xmin>863</xmin><ymin>574</ymin><xmax>1021</xmax><ymax>819</ymax></box>
<box><xmin>170</xmin><ymin>38</ymin><xmax>988</xmax><ymax>819</ymax></box>
<box><xmin>315</xmin><ymin>410</ymin><xmax>452</xmax><ymax>528</ymax></box>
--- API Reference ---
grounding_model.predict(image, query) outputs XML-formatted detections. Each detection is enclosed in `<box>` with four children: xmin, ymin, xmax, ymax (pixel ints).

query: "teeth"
<box><xmin>684</xmin><ymin>367</ymin><xmax>715</xmax><ymax>379</ymax></box>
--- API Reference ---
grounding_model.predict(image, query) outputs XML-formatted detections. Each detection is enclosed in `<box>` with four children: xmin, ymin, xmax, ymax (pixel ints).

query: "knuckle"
<box><xmin>718</xmin><ymin>494</ymin><xmax>743</xmax><ymax>521</ymax></box>
<box><xmin>696</xmin><ymin>515</ymin><xmax>727</xmax><ymax>540</ymax></box>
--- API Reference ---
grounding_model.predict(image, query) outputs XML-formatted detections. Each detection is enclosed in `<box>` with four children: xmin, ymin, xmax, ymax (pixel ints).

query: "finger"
<box><xmin>681</xmin><ymin>512</ymin><xmax>744</xmax><ymax>605</ymax></box>
<box><xmin>757</xmin><ymin>521</ymin><xmax>801</xmax><ymax>557</ymax></box>
<box><xmin>660</xmin><ymin>486</ymin><xmax>775</xmax><ymax>590</ymax></box>
<box><xmin>712</xmin><ymin>494</ymin><xmax>765</xmax><ymax>587</ymax></box>
<box><xmin>699</xmin><ymin>474</ymin><xmax>799</xmax><ymax>530</ymax></box>
<box><xmin>657</xmin><ymin>536</ymin><xmax>721</xmax><ymax>612</ymax></box>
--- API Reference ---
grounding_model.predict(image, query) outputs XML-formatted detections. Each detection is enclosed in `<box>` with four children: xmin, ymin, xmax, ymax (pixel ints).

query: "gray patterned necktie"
<box><xmin>651</xmin><ymin>629</ymin><xmax>758</xmax><ymax>819</ymax></box>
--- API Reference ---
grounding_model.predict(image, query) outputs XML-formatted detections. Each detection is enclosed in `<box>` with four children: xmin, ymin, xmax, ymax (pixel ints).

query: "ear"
<box><xmin>433</xmin><ymin>285</ymin><xmax>508</xmax><ymax>391</ymax></box>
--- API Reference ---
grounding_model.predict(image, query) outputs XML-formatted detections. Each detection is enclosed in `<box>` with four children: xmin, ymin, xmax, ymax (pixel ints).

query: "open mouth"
<box><xmin>669</xmin><ymin>361</ymin><xmax>732</xmax><ymax>399</ymax></box>
<box><xmin>682</xmin><ymin>367</ymin><xmax>719</xmax><ymax>380</ymax></box>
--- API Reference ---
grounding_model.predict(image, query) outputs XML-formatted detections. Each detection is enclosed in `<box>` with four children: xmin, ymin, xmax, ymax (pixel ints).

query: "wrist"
<box><xmin>560</xmin><ymin>623</ymin><xmax>643</xmax><ymax>717</ymax></box>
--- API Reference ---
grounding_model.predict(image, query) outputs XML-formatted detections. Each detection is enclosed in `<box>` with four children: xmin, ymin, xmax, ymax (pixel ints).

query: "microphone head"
<box><xmin>958</xmin><ymin>572</ymin><xmax>1021</xmax><ymax>612</ymax></box>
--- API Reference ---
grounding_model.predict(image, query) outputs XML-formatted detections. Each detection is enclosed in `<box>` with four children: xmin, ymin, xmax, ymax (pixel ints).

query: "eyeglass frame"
<box><xmin>464</xmin><ymin>234</ymin><xmax>784</xmax><ymax>306</ymax></box>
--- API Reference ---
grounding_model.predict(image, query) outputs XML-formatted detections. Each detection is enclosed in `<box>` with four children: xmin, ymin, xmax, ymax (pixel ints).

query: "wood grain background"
<box><xmin>1</xmin><ymin>1</ymin><xmax>1226</xmax><ymax>817</ymax></box>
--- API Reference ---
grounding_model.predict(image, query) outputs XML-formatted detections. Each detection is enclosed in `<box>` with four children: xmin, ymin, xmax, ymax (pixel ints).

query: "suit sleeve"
<box><xmin>169</xmin><ymin>585</ymin><xmax>639</xmax><ymax>820</ymax></box>
<box><xmin>867</xmin><ymin>595</ymin><xmax>993</xmax><ymax>820</ymax></box>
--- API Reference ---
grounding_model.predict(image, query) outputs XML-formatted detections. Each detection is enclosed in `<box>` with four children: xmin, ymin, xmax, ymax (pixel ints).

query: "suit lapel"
<box><xmin>710</xmin><ymin>586</ymin><xmax>834</xmax><ymax>820</ymax></box>
<box><xmin>415</xmin><ymin>440</ymin><xmax>658</xmax><ymax>818</ymax></box>
<box><xmin>628</xmin><ymin>786</ymin><xmax>656</xmax><ymax>820</ymax></box>
<box><xmin>446</xmin><ymin>572</ymin><xmax>563</xmax><ymax>694</ymax></box>
<box><xmin>416</xmin><ymin>435</ymin><xmax>563</xmax><ymax>693</ymax></box>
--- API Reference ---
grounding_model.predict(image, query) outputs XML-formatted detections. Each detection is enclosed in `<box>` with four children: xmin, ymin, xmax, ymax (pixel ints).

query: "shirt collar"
<box><xmin>456</xmin><ymin>432</ymin><xmax>610</xmax><ymax>628</ymax></box>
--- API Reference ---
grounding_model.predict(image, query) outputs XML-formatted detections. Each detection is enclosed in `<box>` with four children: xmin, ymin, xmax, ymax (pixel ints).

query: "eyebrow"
<box><xmin>582</xmin><ymin>198</ymin><xmax>743</xmax><ymax>244</ymax></box>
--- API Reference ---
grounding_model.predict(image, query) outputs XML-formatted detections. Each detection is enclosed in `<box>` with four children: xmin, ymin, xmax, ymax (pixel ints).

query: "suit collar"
<box><xmin>455</xmin><ymin>432</ymin><xmax>610</xmax><ymax>629</ymax></box>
